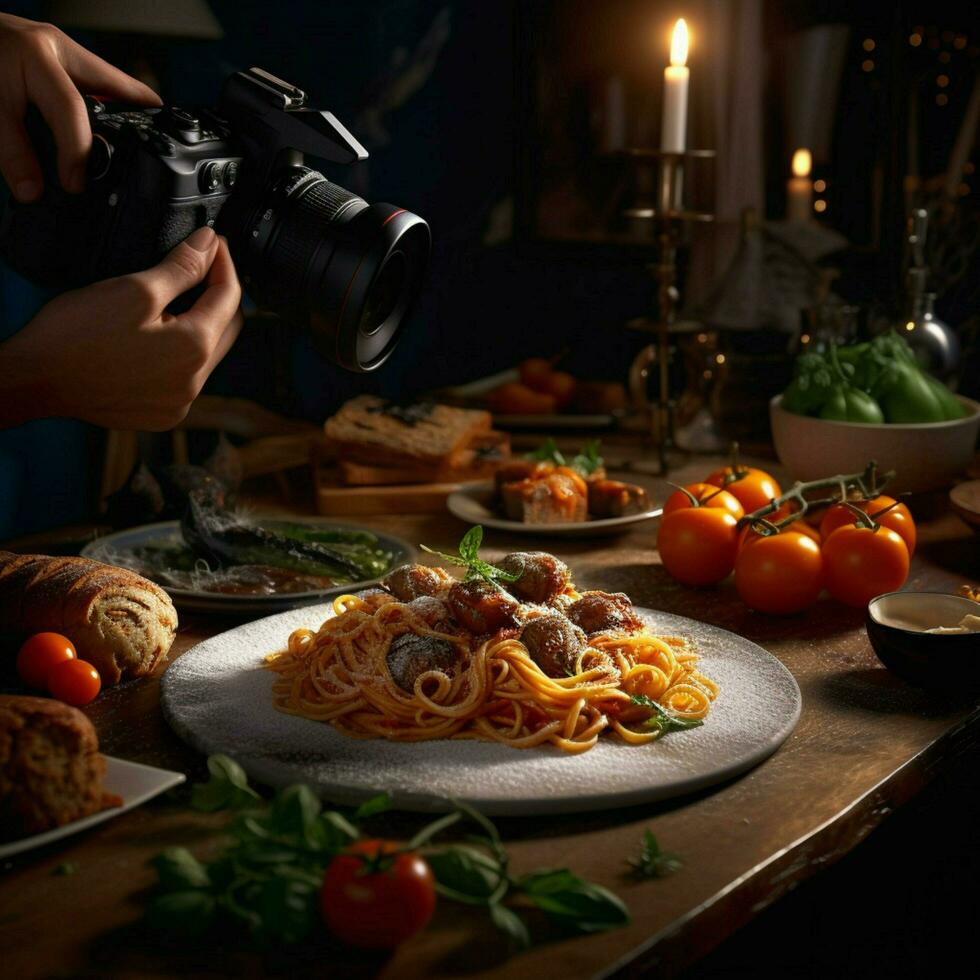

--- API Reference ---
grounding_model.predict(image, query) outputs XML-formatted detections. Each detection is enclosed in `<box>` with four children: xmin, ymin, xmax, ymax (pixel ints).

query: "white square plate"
<box><xmin>0</xmin><ymin>756</ymin><xmax>186</xmax><ymax>859</ymax></box>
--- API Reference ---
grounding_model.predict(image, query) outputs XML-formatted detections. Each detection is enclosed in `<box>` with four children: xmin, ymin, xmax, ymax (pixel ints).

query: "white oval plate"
<box><xmin>446</xmin><ymin>481</ymin><xmax>663</xmax><ymax>538</ymax></box>
<box><xmin>161</xmin><ymin>605</ymin><xmax>801</xmax><ymax>816</ymax></box>
<box><xmin>0</xmin><ymin>757</ymin><xmax>185</xmax><ymax>860</ymax></box>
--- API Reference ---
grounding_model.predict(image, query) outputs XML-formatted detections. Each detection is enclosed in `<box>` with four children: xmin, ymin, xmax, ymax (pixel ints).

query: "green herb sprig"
<box><xmin>628</xmin><ymin>830</ymin><xmax>682</xmax><ymax>879</ymax></box>
<box><xmin>524</xmin><ymin>438</ymin><xmax>605</xmax><ymax>477</ymax></box>
<box><xmin>629</xmin><ymin>694</ymin><xmax>704</xmax><ymax>736</ymax></box>
<box><xmin>420</xmin><ymin>526</ymin><xmax>520</xmax><ymax>589</ymax></box>
<box><xmin>147</xmin><ymin>755</ymin><xmax>629</xmax><ymax>951</ymax></box>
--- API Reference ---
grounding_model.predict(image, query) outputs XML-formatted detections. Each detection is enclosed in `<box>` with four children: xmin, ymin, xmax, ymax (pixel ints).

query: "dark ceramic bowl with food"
<box><xmin>866</xmin><ymin>592</ymin><xmax>980</xmax><ymax>689</ymax></box>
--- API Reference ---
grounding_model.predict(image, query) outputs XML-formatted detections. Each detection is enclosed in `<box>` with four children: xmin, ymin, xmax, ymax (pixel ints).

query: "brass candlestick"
<box><xmin>616</xmin><ymin>148</ymin><xmax>714</xmax><ymax>474</ymax></box>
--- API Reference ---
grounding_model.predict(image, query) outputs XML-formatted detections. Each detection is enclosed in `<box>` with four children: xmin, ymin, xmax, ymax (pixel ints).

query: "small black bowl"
<box><xmin>866</xmin><ymin>592</ymin><xmax>980</xmax><ymax>690</ymax></box>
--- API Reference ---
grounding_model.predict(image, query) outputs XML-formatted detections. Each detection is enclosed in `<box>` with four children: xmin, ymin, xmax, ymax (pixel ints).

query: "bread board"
<box><xmin>314</xmin><ymin>462</ymin><xmax>460</xmax><ymax>515</ymax></box>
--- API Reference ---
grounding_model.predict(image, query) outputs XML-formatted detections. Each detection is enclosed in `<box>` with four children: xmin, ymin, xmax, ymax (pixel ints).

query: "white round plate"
<box><xmin>81</xmin><ymin>520</ymin><xmax>415</xmax><ymax>614</ymax></box>
<box><xmin>447</xmin><ymin>481</ymin><xmax>663</xmax><ymax>538</ymax></box>
<box><xmin>161</xmin><ymin>605</ymin><xmax>801</xmax><ymax>816</ymax></box>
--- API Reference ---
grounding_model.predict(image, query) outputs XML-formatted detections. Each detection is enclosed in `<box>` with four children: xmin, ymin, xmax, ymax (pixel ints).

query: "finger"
<box><xmin>134</xmin><ymin>226</ymin><xmax>219</xmax><ymax>312</ymax></box>
<box><xmin>24</xmin><ymin>56</ymin><xmax>91</xmax><ymax>193</ymax></box>
<box><xmin>204</xmin><ymin>306</ymin><xmax>244</xmax><ymax>373</ymax></box>
<box><xmin>59</xmin><ymin>41</ymin><xmax>162</xmax><ymax>105</ymax></box>
<box><xmin>0</xmin><ymin>111</ymin><xmax>44</xmax><ymax>202</ymax></box>
<box><xmin>182</xmin><ymin>238</ymin><xmax>243</xmax><ymax>346</ymax></box>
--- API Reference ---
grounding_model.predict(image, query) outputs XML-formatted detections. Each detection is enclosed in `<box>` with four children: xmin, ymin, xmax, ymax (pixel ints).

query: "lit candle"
<box><xmin>661</xmin><ymin>19</ymin><xmax>689</xmax><ymax>153</ymax></box>
<box><xmin>787</xmin><ymin>148</ymin><xmax>813</xmax><ymax>222</ymax></box>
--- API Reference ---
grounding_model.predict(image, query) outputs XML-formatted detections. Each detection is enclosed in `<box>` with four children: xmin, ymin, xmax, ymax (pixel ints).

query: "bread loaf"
<box><xmin>324</xmin><ymin>396</ymin><xmax>491</xmax><ymax>466</ymax></box>
<box><xmin>0</xmin><ymin>552</ymin><xmax>177</xmax><ymax>685</ymax></box>
<box><xmin>0</xmin><ymin>695</ymin><xmax>119</xmax><ymax>838</ymax></box>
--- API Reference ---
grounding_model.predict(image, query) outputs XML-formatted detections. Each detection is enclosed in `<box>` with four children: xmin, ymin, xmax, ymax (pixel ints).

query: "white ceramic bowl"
<box><xmin>769</xmin><ymin>394</ymin><xmax>980</xmax><ymax>494</ymax></box>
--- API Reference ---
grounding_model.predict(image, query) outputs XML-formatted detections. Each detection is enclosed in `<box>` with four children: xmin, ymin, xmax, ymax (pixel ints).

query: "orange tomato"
<box><xmin>536</xmin><ymin>370</ymin><xmax>577</xmax><ymax>408</ymax></box>
<box><xmin>821</xmin><ymin>525</ymin><xmax>910</xmax><ymax>608</ymax></box>
<box><xmin>734</xmin><ymin>532</ymin><xmax>823</xmax><ymax>614</ymax></box>
<box><xmin>705</xmin><ymin>466</ymin><xmax>782</xmax><ymax>515</ymax></box>
<box><xmin>487</xmin><ymin>382</ymin><xmax>557</xmax><ymax>415</ymax></box>
<box><xmin>658</xmin><ymin>508</ymin><xmax>740</xmax><ymax>586</ymax></box>
<box><xmin>819</xmin><ymin>496</ymin><xmax>916</xmax><ymax>556</ymax></box>
<box><xmin>519</xmin><ymin>357</ymin><xmax>554</xmax><ymax>389</ymax></box>
<box><xmin>47</xmin><ymin>659</ymin><xmax>101</xmax><ymax>706</ymax></box>
<box><xmin>663</xmin><ymin>483</ymin><xmax>745</xmax><ymax>520</ymax></box>
<box><xmin>16</xmin><ymin>632</ymin><xmax>77</xmax><ymax>690</ymax></box>
<box><xmin>740</xmin><ymin>518</ymin><xmax>820</xmax><ymax>550</ymax></box>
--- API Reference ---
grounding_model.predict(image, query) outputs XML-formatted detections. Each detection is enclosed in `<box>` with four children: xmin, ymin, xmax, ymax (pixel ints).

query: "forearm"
<box><xmin>0</xmin><ymin>335</ymin><xmax>57</xmax><ymax>428</ymax></box>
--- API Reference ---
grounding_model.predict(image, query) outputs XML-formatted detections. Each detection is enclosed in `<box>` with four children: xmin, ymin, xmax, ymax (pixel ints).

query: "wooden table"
<box><xmin>2</xmin><ymin>454</ymin><xmax>978</xmax><ymax>980</ymax></box>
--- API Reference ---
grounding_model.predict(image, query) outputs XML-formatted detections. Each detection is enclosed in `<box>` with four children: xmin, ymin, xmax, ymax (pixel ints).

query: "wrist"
<box><xmin>0</xmin><ymin>334</ymin><xmax>59</xmax><ymax>427</ymax></box>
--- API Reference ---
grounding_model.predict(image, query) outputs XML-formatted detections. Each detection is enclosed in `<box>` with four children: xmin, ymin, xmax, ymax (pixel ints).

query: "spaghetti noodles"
<box><xmin>266</xmin><ymin>566</ymin><xmax>717</xmax><ymax>753</ymax></box>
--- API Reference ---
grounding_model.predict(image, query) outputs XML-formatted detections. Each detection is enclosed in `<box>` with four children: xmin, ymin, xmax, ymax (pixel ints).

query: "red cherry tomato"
<box><xmin>734</xmin><ymin>531</ymin><xmax>823</xmax><ymax>614</ymax></box>
<box><xmin>47</xmin><ymin>659</ymin><xmax>101</xmax><ymax>706</ymax></box>
<box><xmin>663</xmin><ymin>482</ymin><xmax>745</xmax><ymax>520</ymax></box>
<box><xmin>658</xmin><ymin>508</ymin><xmax>740</xmax><ymax>586</ymax></box>
<box><xmin>16</xmin><ymin>632</ymin><xmax>77</xmax><ymax>690</ymax></box>
<box><xmin>819</xmin><ymin>496</ymin><xmax>916</xmax><ymax>557</ymax></box>
<box><xmin>705</xmin><ymin>466</ymin><xmax>782</xmax><ymax>515</ymax></box>
<box><xmin>320</xmin><ymin>839</ymin><xmax>436</xmax><ymax>948</ymax></box>
<box><xmin>821</xmin><ymin>525</ymin><xmax>910</xmax><ymax>608</ymax></box>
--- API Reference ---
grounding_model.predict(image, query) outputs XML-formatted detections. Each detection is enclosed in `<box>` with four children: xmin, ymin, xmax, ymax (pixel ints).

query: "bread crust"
<box><xmin>0</xmin><ymin>552</ymin><xmax>177</xmax><ymax>685</ymax></box>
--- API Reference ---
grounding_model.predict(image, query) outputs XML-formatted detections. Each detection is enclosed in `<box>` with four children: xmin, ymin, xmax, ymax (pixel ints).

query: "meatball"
<box><xmin>447</xmin><ymin>579</ymin><xmax>520</xmax><ymax>634</ymax></box>
<box><xmin>497</xmin><ymin>552</ymin><xmax>570</xmax><ymax>605</ymax></box>
<box><xmin>382</xmin><ymin>564</ymin><xmax>451</xmax><ymax>602</ymax></box>
<box><xmin>385</xmin><ymin>633</ymin><xmax>459</xmax><ymax>693</ymax></box>
<box><xmin>566</xmin><ymin>591</ymin><xmax>643</xmax><ymax>635</ymax></box>
<box><xmin>520</xmin><ymin>614</ymin><xmax>587</xmax><ymax>678</ymax></box>
<box><xmin>405</xmin><ymin>595</ymin><xmax>457</xmax><ymax>634</ymax></box>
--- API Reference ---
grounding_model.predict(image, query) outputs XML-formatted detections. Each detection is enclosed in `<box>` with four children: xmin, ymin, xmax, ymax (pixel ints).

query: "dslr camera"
<box><xmin>0</xmin><ymin>67</ymin><xmax>430</xmax><ymax>372</ymax></box>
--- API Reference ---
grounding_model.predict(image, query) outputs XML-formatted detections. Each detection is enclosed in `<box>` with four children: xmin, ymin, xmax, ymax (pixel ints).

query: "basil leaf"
<box><xmin>352</xmin><ymin>794</ymin><xmax>392</xmax><ymax>821</ymax></box>
<box><xmin>267</xmin><ymin>785</ymin><xmax>322</xmax><ymax>845</ymax></box>
<box><xmin>419</xmin><ymin>544</ymin><xmax>470</xmax><ymax>567</ymax></box>
<box><xmin>524</xmin><ymin>438</ymin><xmax>565</xmax><ymax>466</ymax></box>
<box><xmin>152</xmin><ymin>847</ymin><xmax>211</xmax><ymax>891</ymax></box>
<box><xmin>191</xmin><ymin>755</ymin><xmax>261</xmax><ymax>812</ymax></box>
<box><xmin>253</xmin><ymin>876</ymin><xmax>318</xmax><ymax>946</ymax></box>
<box><xmin>146</xmin><ymin>890</ymin><xmax>218</xmax><ymax>937</ymax></box>
<box><xmin>427</xmin><ymin>845</ymin><xmax>505</xmax><ymax>905</ymax></box>
<box><xmin>572</xmin><ymin>440</ymin><xmax>604</xmax><ymax>476</ymax></box>
<box><xmin>458</xmin><ymin>525</ymin><xmax>482</xmax><ymax>561</ymax></box>
<box><xmin>320</xmin><ymin>810</ymin><xmax>360</xmax><ymax>849</ymax></box>
<box><xmin>518</xmin><ymin>870</ymin><xmax>630</xmax><ymax>933</ymax></box>
<box><xmin>628</xmin><ymin>829</ymin><xmax>682</xmax><ymax>878</ymax></box>
<box><xmin>629</xmin><ymin>695</ymin><xmax>704</xmax><ymax>735</ymax></box>
<box><xmin>490</xmin><ymin>901</ymin><xmax>531</xmax><ymax>949</ymax></box>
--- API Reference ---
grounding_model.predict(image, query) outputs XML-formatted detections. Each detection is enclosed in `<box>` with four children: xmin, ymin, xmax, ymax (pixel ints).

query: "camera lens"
<box><xmin>233</xmin><ymin>167</ymin><xmax>429</xmax><ymax>372</ymax></box>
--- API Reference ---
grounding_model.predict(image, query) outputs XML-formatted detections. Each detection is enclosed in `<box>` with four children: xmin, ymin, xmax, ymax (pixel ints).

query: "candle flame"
<box><xmin>792</xmin><ymin>148</ymin><xmax>812</xmax><ymax>177</ymax></box>
<box><xmin>670</xmin><ymin>19</ymin><xmax>689</xmax><ymax>67</ymax></box>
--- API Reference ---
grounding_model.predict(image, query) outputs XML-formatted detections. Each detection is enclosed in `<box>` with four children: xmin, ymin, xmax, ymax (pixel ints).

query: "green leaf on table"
<box><xmin>145</xmin><ymin>889</ymin><xmax>218</xmax><ymax>937</ymax></box>
<box><xmin>253</xmin><ymin>875</ymin><xmax>319</xmax><ymax>947</ymax></box>
<box><xmin>191</xmin><ymin>755</ymin><xmax>261</xmax><ymax>812</ymax></box>
<box><xmin>628</xmin><ymin>829</ymin><xmax>682</xmax><ymax>879</ymax></box>
<box><xmin>517</xmin><ymin>869</ymin><xmax>630</xmax><ymax>933</ymax></box>
<box><xmin>152</xmin><ymin>847</ymin><xmax>211</xmax><ymax>891</ymax></box>
<box><xmin>427</xmin><ymin>845</ymin><xmax>506</xmax><ymax>905</ymax></box>
<box><xmin>489</xmin><ymin>901</ymin><xmax>531</xmax><ymax>949</ymax></box>
<box><xmin>352</xmin><ymin>793</ymin><xmax>392</xmax><ymax>821</ymax></box>
<box><xmin>267</xmin><ymin>785</ymin><xmax>323</xmax><ymax>846</ymax></box>
<box><xmin>629</xmin><ymin>695</ymin><xmax>704</xmax><ymax>736</ymax></box>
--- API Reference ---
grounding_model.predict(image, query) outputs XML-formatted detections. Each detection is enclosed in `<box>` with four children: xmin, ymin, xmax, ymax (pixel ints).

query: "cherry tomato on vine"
<box><xmin>16</xmin><ymin>632</ymin><xmax>76</xmax><ymax>690</ymax></box>
<box><xmin>663</xmin><ymin>482</ymin><xmax>745</xmax><ymax>520</ymax></box>
<box><xmin>820</xmin><ymin>496</ymin><xmax>916</xmax><ymax>556</ymax></box>
<box><xmin>734</xmin><ymin>531</ymin><xmax>823</xmax><ymax>614</ymax></box>
<box><xmin>739</xmin><ymin>518</ymin><xmax>821</xmax><ymax>551</ymax></box>
<box><xmin>821</xmin><ymin>524</ymin><xmax>910</xmax><ymax>608</ymax></box>
<box><xmin>658</xmin><ymin>508</ymin><xmax>740</xmax><ymax>586</ymax></box>
<box><xmin>320</xmin><ymin>839</ymin><xmax>436</xmax><ymax>948</ymax></box>
<box><xmin>47</xmin><ymin>658</ymin><xmax>101</xmax><ymax>706</ymax></box>
<box><xmin>705</xmin><ymin>465</ymin><xmax>782</xmax><ymax>514</ymax></box>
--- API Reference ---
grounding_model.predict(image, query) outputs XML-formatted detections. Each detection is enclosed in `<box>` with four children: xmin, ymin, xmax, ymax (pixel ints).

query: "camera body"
<box><xmin>0</xmin><ymin>68</ymin><xmax>430</xmax><ymax>372</ymax></box>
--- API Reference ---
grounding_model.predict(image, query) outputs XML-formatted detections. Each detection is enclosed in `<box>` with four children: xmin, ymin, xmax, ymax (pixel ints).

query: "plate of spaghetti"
<box><xmin>162</xmin><ymin>528</ymin><xmax>801</xmax><ymax>815</ymax></box>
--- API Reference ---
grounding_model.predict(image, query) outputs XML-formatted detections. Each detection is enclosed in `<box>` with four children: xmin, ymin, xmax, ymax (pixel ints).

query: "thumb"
<box><xmin>135</xmin><ymin>227</ymin><xmax>219</xmax><ymax>311</ymax></box>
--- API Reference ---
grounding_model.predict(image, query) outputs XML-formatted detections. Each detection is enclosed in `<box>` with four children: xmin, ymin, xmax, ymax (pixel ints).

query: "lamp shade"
<box><xmin>46</xmin><ymin>0</ymin><xmax>223</xmax><ymax>39</ymax></box>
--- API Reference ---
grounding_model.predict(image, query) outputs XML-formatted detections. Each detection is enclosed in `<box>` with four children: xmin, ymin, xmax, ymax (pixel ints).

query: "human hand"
<box><xmin>0</xmin><ymin>227</ymin><xmax>243</xmax><ymax>430</ymax></box>
<box><xmin>0</xmin><ymin>12</ymin><xmax>161</xmax><ymax>202</ymax></box>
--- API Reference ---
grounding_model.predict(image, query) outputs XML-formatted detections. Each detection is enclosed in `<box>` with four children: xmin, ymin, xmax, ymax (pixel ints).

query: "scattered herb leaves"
<box><xmin>628</xmin><ymin>830</ymin><xmax>682</xmax><ymax>879</ymax></box>
<box><xmin>147</xmin><ymin>756</ymin><xmax>630</xmax><ymax>954</ymax></box>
